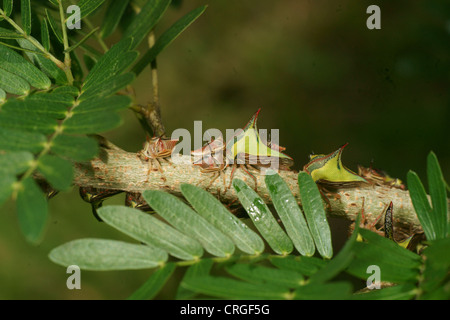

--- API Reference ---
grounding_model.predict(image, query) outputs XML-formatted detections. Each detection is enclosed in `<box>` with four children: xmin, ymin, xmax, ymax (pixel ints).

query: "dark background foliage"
<box><xmin>0</xmin><ymin>0</ymin><xmax>448</xmax><ymax>299</ymax></box>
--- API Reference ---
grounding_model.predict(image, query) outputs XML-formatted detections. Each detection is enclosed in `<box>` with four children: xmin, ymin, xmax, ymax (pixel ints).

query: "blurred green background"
<box><xmin>0</xmin><ymin>0</ymin><xmax>448</xmax><ymax>299</ymax></box>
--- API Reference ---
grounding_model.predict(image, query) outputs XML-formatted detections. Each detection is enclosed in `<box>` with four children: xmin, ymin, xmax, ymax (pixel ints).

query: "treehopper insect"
<box><xmin>225</xmin><ymin>108</ymin><xmax>294</xmax><ymax>191</ymax></box>
<box><xmin>303</xmin><ymin>143</ymin><xmax>367</xmax><ymax>189</ymax></box>
<box><xmin>139</xmin><ymin>135</ymin><xmax>179</xmax><ymax>182</ymax></box>
<box><xmin>383</xmin><ymin>201</ymin><xmax>422</xmax><ymax>251</ymax></box>
<box><xmin>351</xmin><ymin>200</ymin><xmax>419</xmax><ymax>251</ymax></box>
<box><xmin>79</xmin><ymin>187</ymin><xmax>123</xmax><ymax>221</ymax></box>
<box><xmin>192</xmin><ymin>109</ymin><xmax>294</xmax><ymax>192</ymax></box>
<box><xmin>358</xmin><ymin>165</ymin><xmax>405</xmax><ymax>190</ymax></box>
<box><xmin>191</xmin><ymin>136</ymin><xmax>228</xmax><ymax>191</ymax></box>
<box><xmin>125</xmin><ymin>192</ymin><xmax>152</xmax><ymax>212</ymax></box>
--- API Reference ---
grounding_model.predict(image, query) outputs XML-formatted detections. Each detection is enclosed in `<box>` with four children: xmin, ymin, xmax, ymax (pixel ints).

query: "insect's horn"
<box><xmin>250</xmin><ymin>108</ymin><xmax>261</xmax><ymax>127</ymax></box>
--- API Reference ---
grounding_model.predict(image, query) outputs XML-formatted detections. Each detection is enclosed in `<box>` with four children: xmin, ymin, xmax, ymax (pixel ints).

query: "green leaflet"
<box><xmin>265</xmin><ymin>171</ymin><xmax>315</xmax><ymax>256</ymax></box>
<box><xmin>45</xmin><ymin>8</ymin><xmax>63</xmax><ymax>44</ymax></box>
<box><xmin>80</xmin><ymin>73</ymin><xmax>135</xmax><ymax>101</ymax></box>
<box><xmin>128</xmin><ymin>263</ymin><xmax>176</xmax><ymax>300</ymax></box>
<box><xmin>20</xmin><ymin>0</ymin><xmax>31</xmax><ymax>35</ymax></box>
<box><xmin>37</xmin><ymin>155</ymin><xmax>73</xmax><ymax>191</ymax></box>
<box><xmin>51</xmin><ymin>135</ymin><xmax>98</xmax><ymax>162</ymax></box>
<box><xmin>427</xmin><ymin>152</ymin><xmax>448</xmax><ymax>239</ymax></box>
<box><xmin>0</xmin><ymin>44</ymin><xmax>51</xmax><ymax>89</ymax></box>
<box><xmin>0</xmin><ymin>88</ymin><xmax>5</xmax><ymax>103</ymax></box>
<box><xmin>0</xmin><ymin>173</ymin><xmax>15</xmax><ymax>207</ymax></box>
<box><xmin>0</xmin><ymin>109</ymin><xmax>57</xmax><ymax>134</ymax></box>
<box><xmin>133</xmin><ymin>4</ymin><xmax>208</xmax><ymax>75</ymax></box>
<box><xmin>0</xmin><ymin>68</ymin><xmax>30</xmax><ymax>95</ymax></box>
<box><xmin>74</xmin><ymin>95</ymin><xmax>131</xmax><ymax>114</ymax></box>
<box><xmin>97</xmin><ymin>206</ymin><xmax>204</xmax><ymax>261</ymax></box>
<box><xmin>0</xmin><ymin>27</ymin><xmax>23</xmax><ymax>39</ymax></box>
<box><xmin>407</xmin><ymin>151</ymin><xmax>449</xmax><ymax>239</ymax></box>
<box><xmin>225</xmin><ymin>264</ymin><xmax>304</xmax><ymax>288</ymax></box>
<box><xmin>62</xmin><ymin>112</ymin><xmax>122</xmax><ymax>134</ymax></box>
<box><xmin>100</xmin><ymin>0</ymin><xmax>130</xmax><ymax>39</ymax></box>
<box><xmin>122</xmin><ymin>0</ymin><xmax>171</xmax><ymax>50</ymax></box>
<box><xmin>293</xmin><ymin>282</ymin><xmax>353</xmax><ymax>300</ymax></box>
<box><xmin>17</xmin><ymin>39</ymin><xmax>68</xmax><ymax>84</ymax></box>
<box><xmin>233</xmin><ymin>178</ymin><xmax>293</xmax><ymax>255</ymax></box>
<box><xmin>407</xmin><ymin>171</ymin><xmax>434</xmax><ymax>240</ymax></box>
<box><xmin>78</xmin><ymin>0</ymin><xmax>106</xmax><ymax>20</ymax></box>
<box><xmin>80</xmin><ymin>72</ymin><xmax>135</xmax><ymax>102</ymax></box>
<box><xmin>2</xmin><ymin>95</ymin><xmax>72</xmax><ymax>119</ymax></box>
<box><xmin>3</xmin><ymin>0</ymin><xmax>13</xmax><ymax>16</ymax></box>
<box><xmin>298</xmin><ymin>172</ymin><xmax>333</xmax><ymax>259</ymax></box>
<box><xmin>270</xmin><ymin>255</ymin><xmax>326</xmax><ymax>277</ymax></box>
<box><xmin>347</xmin><ymin>229</ymin><xmax>421</xmax><ymax>284</ymax></box>
<box><xmin>308</xmin><ymin>213</ymin><xmax>361</xmax><ymax>284</ymax></box>
<box><xmin>40</xmin><ymin>18</ymin><xmax>50</xmax><ymax>51</ymax></box>
<box><xmin>51</xmin><ymin>86</ymin><xmax>80</xmax><ymax>96</ymax></box>
<box><xmin>49</xmin><ymin>239</ymin><xmax>168</xmax><ymax>271</ymax></box>
<box><xmin>143</xmin><ymin>190</ymin><xmax>235</xmax><ymax>258</ymax></box>
<box><xmin>359</xmin><ymin>229</ymin><xmax>421</xmax><ymax>263</ymax></box>
<box><xmin>181</xmin><ymin>275</ymin><xmax>290</xmax><ymax>300</ymax></box>
<box><xmin>83</xmin><ymin>54</ymin><xmax>96</xmax><ymax>71</ymax></box>
<box><xmin>180</xmin><ymin>183</ymin><xmax>265</xmax><ymax>255</ymax></box>
<box><xmin>177</xmin><ymin>259</ymin><xmax>214</xmax><ymax>300</ymax></box>
<box><xmin>16</xmin><ymin>177</ymin><xmax>48</xmax><ymax>244</ymax></box>
<box><xmin>0</xmin><ymin>151</ymin><xmax>34</xmax><ymax>175</ymax></box>
<box><xmin>347</xmin><ymin>242</ymin><xmax>420</xmax><ymax>284</ymax></box>
<box><xmin>65</xmin><ymin>28</ymin><xmax>100</xmax><ymax>55</ymax></box>
<box><xmin>420</xmin><ymin>238</ymin><xmax>450</xmax><ymax>299</ymax></box>
<box><xmin>82</xmin><ymin>38</ymin><xmax>137</xmax><ymax>91</ymax></box>
<box><xmin>0</xmin><ymin>128</ymin><xmax>46</xmax><ymax>153</ymax></box>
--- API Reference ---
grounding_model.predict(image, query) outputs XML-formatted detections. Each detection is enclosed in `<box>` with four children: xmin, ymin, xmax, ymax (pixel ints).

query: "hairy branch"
<box><xmin>71</xmin><ymin>138</ymin><xmax>447</xmax><ymax>238</ymax></box>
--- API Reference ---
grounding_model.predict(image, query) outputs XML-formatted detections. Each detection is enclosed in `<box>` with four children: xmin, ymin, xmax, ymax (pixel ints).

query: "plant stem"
<box><xmin>134</xmin><ymin>31</ymin><xmax>166</xmax><ymax>137</ymax></box>
<box><xmin>71</xmin><ymin>141</ymin><xmax>442</xmax><ymax>237</ymax></box>
<box><xmin>84</xmin><ymin>17</ymin><xmax>109</xmax><ymax>53</ymax></box>
<box><xmin>149</xmin><ymin>32</ymin><xmax>160</xmax><ymax>106</ymax></box>
<box><xmin>58</xmin><ymin>0</ymin><xmax>74</xmax><ymax>85</ymax></box>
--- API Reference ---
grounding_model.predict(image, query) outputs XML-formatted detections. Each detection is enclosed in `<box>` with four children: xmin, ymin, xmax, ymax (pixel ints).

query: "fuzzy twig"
<box><xmin>73</xmin><ymin>138</ymin><xmax>444</xmax><ymax>237</ymax></box>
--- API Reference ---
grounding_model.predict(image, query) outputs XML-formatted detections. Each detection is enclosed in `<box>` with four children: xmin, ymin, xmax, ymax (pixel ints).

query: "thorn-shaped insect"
<box><xmin>226</xmin><ymin>109</ymin><xmax>293</xmax><ymax>168</ymax></box>
<box><xmin>352</xmin><ymin>200</ymin><xmax>418</xmax><ymax>251</ymax></box>
<box><xmin>383</xmin><ymin>201</ymin><xmax>416</xmax><ymax>249</ymax></box>
<box><xmin>125</xmin><ymin>192</ymin><xmax>153</xmax><ymax>212</ymax></box>
<box><xmin>225</xmin><ymin>108</ymin><xmax>294</xmax><ymax>190</ymax></box>
<box><xmin>37</xmin><ymin>180</ymin><xmax>59</xmax><ymax>200</ymax></box>
<box><xmin>139</xmin><ymin>135</ymin><xmax>179</xmax><ymax>182</ymax></box>
<box><xmin>192</xmin><ymin>109</ymin><xmax>293</xmax><ymax>193</ymax></box>
<box><xmin>303</xmin><ymin>143</ymin><xmax>367</xmax><ymax>187</ymax></box>
<box><xmin>79</xmin><ymin>187</ymin><xmax>123</xmax><ymax>221</ymax></box>
<box><xmin>384</xmin><ymin>201</ymin><xmax>394</xmax><ymax>240</ymax></box>
<box><xmin>358</xmin><ymin>165</ymin><xmax>405</xmax><ymax>190</ymax></box>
